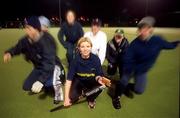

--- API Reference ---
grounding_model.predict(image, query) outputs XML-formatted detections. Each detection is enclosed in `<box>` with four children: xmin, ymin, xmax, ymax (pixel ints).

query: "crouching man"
<box><xmin>112</xmin><ymin>16</ymin><xmax>180</xmax><ymax>109</ymax></box>
<box><xmin>3</xmin><ymin>16</ymin><xmax>65</xmax><ymax>104</ymax></box>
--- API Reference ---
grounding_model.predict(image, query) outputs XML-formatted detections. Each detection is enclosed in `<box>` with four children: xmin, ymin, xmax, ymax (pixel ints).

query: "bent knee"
<box><xmin>134</xmin><ymin>89</ymin><xmax>145</xmax><ymax>95</ymax></box>
<box><xmin>22</xmin><ymin>85</ymin><xmax>31</xmax><ymax>91</ymax></box>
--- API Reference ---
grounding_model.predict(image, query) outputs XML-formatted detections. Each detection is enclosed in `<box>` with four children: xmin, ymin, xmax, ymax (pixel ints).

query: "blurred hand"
<box><xmin>31</xmin><ymin>81</ymin><xmax>44</xmax><ymax>93</ymax></box>
<box><xmin>3</xmin><ymin>53</ymin><xmax>12</xmax><ymax>63</ymax></box>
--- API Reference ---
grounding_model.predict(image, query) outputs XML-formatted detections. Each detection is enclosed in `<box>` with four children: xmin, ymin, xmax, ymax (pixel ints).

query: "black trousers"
<box><xmin>69</xmin><ymin>78</ymin><xmax>102</xmax><ymax>103</ymax></box>
<box><xmin>23</xmin><ymin>69</ymin><xmax>53</xmax><ymax>91</ymax></box>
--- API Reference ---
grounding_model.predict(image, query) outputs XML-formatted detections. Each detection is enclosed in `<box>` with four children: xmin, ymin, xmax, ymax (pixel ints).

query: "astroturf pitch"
<box><xmin>0</xmin><ymin>28</ymin><xmax>179</xmax><ymax>118</ymax></box>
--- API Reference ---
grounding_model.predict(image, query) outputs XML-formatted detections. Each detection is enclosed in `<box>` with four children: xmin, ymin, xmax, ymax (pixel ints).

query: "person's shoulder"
<box><xmin>18</xmin><ymin>35</ymin><xmax>29</xmax><ymax>43</ymax></box>
<box><xmin>148</xmin><ymin>35</ymin><xmax>164</xmax><ymax>44</ymax></box>
<box><xmin>128</xmin><ymin>37</ymin><xmax>140</xmax><ymax>49</ymax></box>
<box><xmin>61</xmin><ymin>22</ymin><xmax>68</xmax><ymax>28</ymax></box>
<box><xmin>151</xmin><ymin>35</ymin><xmax>163</xmax><ymax>40</ymax></box>
<box><xmin>98</xmin><ymin>31</ymin><xmax>107</xmax><ymax>41</ymax></box>
<box><xmin>42</xmin><ymin>32</ymin><xmax>53</xmax><ymax>41</ymax></box>
<box><xmin>84</xmin><ymin>31</ymin><xmax>91</xmax><ymax>37</ymax></box>
<box><xmin>130</xmin><ymin>37</ymin><xmax>138</xmax><ymax>44</ymax></box>
<box><xmin>108</xmin><ymin>39</ymin><xmax>114</xmax><ymax>45</ymax></box>
<box><xmin>41</xmin><ymin>32</ymin><xmax>56</xmax><ymax>45</ymax></box>
<box><xmin>90</xmin><ymin>53</ymin><xmax>100</xmax><ymax>62</ymax></box>
<box><xmin>75</xmin><ymin>21</ymin><xmax>82</xmax><ymax>27</ymax></box>
<box><xmin>74</xmin><ymin>53</ymin><xmax>81</xmax><ymax>61</ymax></box>
<box><xmin>123</xmin><ymin>37</ymin><xmax>129</xmax><ymax>41</ymax></box>
<box><xmin>99</xmin><ymin>30</ymin><xmax>107</xmax><ymax>36</ymax></box>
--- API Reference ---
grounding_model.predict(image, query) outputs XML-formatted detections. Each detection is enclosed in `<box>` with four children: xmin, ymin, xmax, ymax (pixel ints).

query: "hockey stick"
<box><xmin>50</xmin><ymin>85</ymin><xmax>106</xmax><ymax>112</ymax></box>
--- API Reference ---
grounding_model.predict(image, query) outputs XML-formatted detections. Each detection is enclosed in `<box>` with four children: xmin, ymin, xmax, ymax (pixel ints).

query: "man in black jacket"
<box><xmin>58</xmin><ymin>10</ymin><xmax>84</xmax><ymax>65</ymax></box>
<box><xmin>106</xmin><ymin>29</ymin><xmax>129</xmax><ymax>77</ymax></box>
<box><xmin>3</xmin><ymin>16</ymin><xmax>65</xmax><ymax>104</ymax></box>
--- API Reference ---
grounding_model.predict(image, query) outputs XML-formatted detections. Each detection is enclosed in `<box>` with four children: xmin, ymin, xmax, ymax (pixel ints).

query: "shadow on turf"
<box><xmin>50</xmin><ymin>99</ymin><xmax>86</xmax><ymax>112</ymax></box>
<box><xmin>28</xmin><ymin>87</ymin><xmax>54</xmax><ymax>100</ymax></box>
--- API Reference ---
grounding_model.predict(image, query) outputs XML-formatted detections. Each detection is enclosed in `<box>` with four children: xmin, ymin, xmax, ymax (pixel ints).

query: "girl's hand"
<box><xmin>96</xmin><ymin>76</ymin><xmax>105</xmax><ymax>86</ymax></box>
<box><xmin>64</xmin><ymin>97</ymin><xmax>72</xmax><ymax>107</ymax></box>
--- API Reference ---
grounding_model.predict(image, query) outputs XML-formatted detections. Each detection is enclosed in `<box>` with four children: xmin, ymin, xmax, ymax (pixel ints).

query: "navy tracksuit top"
<box><xmin>58</xmin><ymin>21</ymin><xmax>84</xmax><ymax>48</ymax></box>
<box><xmin>67</xmin><ymin>53</ymin><xmax>104</xmax><ymax>81</ymax></box>
<box><xmin>123</xmin><ymin>35</ymin><xmax>179</xmax><ymax>75</ymax></box>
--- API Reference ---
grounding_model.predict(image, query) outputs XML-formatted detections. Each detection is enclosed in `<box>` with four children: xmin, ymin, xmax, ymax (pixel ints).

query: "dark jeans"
<box><xmin>23</xmin><ymin>69</ymin><xmax>53</xmax><ymax>91</ymax></box>
<box><xmin>121</xmin><ymin>73</ymin><xmax>147</xmax><ymax>94</ymax></box>
<box><xmin>69</xmin><ymin>78</ymin><xmax>102</xmax><ymax>103</ymax></box>
<box><xmin>115</xmin><ymin>72</ymin><xmax>147</xmax><ymax>97</ymax></box>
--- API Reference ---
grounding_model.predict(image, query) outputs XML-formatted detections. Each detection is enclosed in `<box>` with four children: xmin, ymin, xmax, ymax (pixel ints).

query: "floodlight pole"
<box><xmin>145</xmin><ymin>0</ymin><xmax>149</xmax><ymax>16</ymax></box>
<box><xmin>59</xmin><ymin>0</ymin><xmax>62</xmax><ymax>26</ymax></box>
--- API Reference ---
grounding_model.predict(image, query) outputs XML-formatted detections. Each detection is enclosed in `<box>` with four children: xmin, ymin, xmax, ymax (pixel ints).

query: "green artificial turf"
<box><xmin>0</xmin><ymin>28</ymin><xmax>179</xmax><ymax>118</ymax></box>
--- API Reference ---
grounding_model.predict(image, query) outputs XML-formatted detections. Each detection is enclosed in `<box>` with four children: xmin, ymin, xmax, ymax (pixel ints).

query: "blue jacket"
<box><xmin>67</xmin><ymin>53</ymin><xmax>104</xmax><ymax>81</ymax></box>
<box><xmin>58</xmin><ymin>21</ymin><xmax>84</xmax><ymax>48</ymax></box>
<box><xmin>5</xmin><ymin>32</ymin><xmax>62</xmax><ymax>83</ymax></box>
<box><xmin>123</xmin><ymin>35</ymin><xmax>180</xmax><ymax>75</ymax></box>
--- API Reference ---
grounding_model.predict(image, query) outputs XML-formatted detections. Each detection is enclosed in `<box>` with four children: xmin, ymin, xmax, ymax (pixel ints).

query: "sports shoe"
<box><xmin>88</xmin><ymin>100</ymin><xmax>96</xmax><ymax>109</ymax></box>
<box><xmin>112</xmin><ymin>97</ymin><xmax>121</xmax><ymax>109</ymax></box>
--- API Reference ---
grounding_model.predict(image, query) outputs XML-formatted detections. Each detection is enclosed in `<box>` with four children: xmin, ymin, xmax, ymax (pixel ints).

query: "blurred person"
<box><xmin>106</xmin><ymin>29</ymin><xmax>129</xmax><ymax>77</ymax></box>
<box><xmin>64</xmin><ymin>37</ymin><xmax>105</xmax><ymax>109</ymax></box>
<box><xmin>39</xmin><ymin>16</ymin><xmax>51</xmax><ymax>32</ymax></box>
<box><xmin>112</xmin><ymin>16</ymin><xmax>180</xmax><ymax>109</ymax></box>
<box><xmin>3</xmin><ymin>16</ymin><xmax>65</xmax><ymax>104</ymax></box>
<box><xmin>58</xmin><ymin>10</ymin><xmax>84</xmax><ymax>65</ymax></box>
<box><xmin>84</xmin><ymin>18</ymin><xmax>107</xmax><ymax>65</ymax></box>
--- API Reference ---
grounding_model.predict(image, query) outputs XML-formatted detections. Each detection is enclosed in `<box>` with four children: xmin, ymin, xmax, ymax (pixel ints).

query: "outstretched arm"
<box><xmin>159</xmin><ymin>37</ymin><xmax>180</xmax><ymax>49</ymax></box>
<box><xmin>4</xmin><ymin>37</ymin><xmax>25</xmax><ymax>63</ymax></box>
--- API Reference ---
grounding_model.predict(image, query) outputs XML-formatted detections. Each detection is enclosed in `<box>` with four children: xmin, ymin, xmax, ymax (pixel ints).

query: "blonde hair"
<box><xmin>77</xmin><ymin>37</ymin><xmax>93</xmax><ymax>48</ymax></box>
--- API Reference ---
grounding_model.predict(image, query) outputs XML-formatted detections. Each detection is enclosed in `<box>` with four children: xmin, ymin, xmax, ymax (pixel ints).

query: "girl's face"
<box><xmin>79</xmin><ymin>41</ymin><xmax>92</xmax><ymax>58</ymax></box>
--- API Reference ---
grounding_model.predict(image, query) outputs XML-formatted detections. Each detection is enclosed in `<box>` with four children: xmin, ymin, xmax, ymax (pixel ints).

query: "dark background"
<box><xmin>0</xmin><ymin>0</ymin><xmax>180</xmax><ymax>27</ymax></box>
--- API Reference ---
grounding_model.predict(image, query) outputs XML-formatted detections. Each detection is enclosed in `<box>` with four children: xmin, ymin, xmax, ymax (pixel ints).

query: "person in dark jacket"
<box><xmin>3</xmin><ymin>16</ymin><xmax>65</xmax><ymax>104</ymax></box>
<box><xmin>106</xmin><ymin>29</ymin><xmax>129</xmax><ymax>77</ymax></box>
<box><xmin>64</xmin><ymin>37</ymin><xmax>105</xmax><ymax>109</ymax></box>
<box><xmin>58</xmin><ymin>10</ymin><xmax>84</xmax><ymax>65</ymax></box>
<box><xmin>112</xmin><ymin>16</ymin><xmax>180</xmax><ymax>109</ymax></box>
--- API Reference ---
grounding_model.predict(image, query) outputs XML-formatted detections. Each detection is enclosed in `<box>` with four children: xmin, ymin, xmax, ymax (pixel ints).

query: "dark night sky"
<box><xmin>0</xmin><ymin>0</ymin><xmax>180</xmax><ymax>26</ymax></box>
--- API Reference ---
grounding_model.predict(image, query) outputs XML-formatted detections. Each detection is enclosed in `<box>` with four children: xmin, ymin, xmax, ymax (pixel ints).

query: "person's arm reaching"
<box><xmin>3</xmin><ymin>37</ymin><xmax>25</xmax><ymax>63</ymax></box>
<box><xmin>64</xmin><ymin>80</ymin><xmax>72</xmax><ymax>107</ymax></box>
<box><xmin>64</xmin><ymin>60</ymin><xmax>76</xmax><ymax>106</ymax></box>
<box><xmin>58</xmin><ymin>25</ymin><xmax>69</xmax><ymax>49</ymax></box>
<box><xmin>94</xmin><ymin>57</ymin><xmax>105</xmax><ymax>85</ymax></box>
<box><xmin>159</xmin><ymin>37</ymin><xmax>180</xmax><ymax>49</ymax></box>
